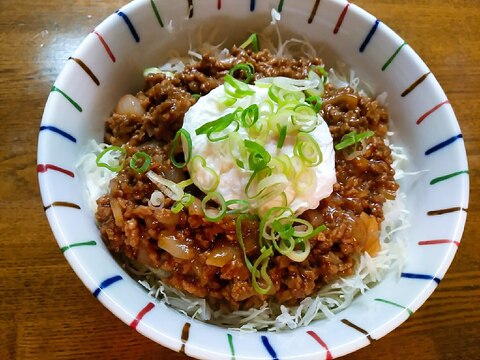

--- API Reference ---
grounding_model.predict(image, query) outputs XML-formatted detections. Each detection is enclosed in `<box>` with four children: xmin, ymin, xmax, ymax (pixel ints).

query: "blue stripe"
<box><xmin>360</xmin><ymin>20</ymin><xmax>380</xmax><ymax>52</ymax></box>
<box><xmin>250</xmin><ymin>0</ymin><xmax>256</xmax><ymax>11</ymax></box>
<box><xmin>115</xmin><ymin>10</ymin><xmax>140</xmax><ymax>42</ymax></box>
<box><xmin>425</xmin><ymin>134</ymin><xmax>463</xmax><ymax>155</ymax></box>
<box><xmin>261</xmin><ymin>336</ymin><xmax>278</xmax><ymax>360</ymax></box>
<box><xmin>93</xmin><ymin>275</ymin><xmax>123</xmax><ymax>298</ymax></box>
<box><xmin>39</xmin><ymin>126</ymin><xmax>77</xmax><ymax>143</ymax></box>
<box><xmin>401</xmin><ymin>272</ymin><xmax>441</xmax><ymax>284</ymax></box>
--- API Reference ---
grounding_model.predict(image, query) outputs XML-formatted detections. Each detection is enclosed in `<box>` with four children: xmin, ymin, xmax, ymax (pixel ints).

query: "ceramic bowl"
<box><xmin>37</xmin><ymin>0</ymin><xmax>469</xmax><ymax>358</ymax></box>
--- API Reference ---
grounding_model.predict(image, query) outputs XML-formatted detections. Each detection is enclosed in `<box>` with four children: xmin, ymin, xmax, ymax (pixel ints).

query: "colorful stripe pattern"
<box><xmin>306</xmin><ymin>330</ymin><xmax>333</xmax><ymax>360</ymax></box>
<box><xmin>402</xmin><ymin>72</ymin><xmax>431</xmax><ymax>97</ymax></box>
<box><xmin>180</xmin><ymin>322</ymin><xmax>191</xmax><ymax>354</ymax></box>
<box><xmin>427</xmin><ymin>207</ymin><xmax>467</xmax><ymax>216</ymax></box>
<box><xmin>51</xmin><ymin>86</ymin><xmax>82</xmax><ymax>112</ymax></box>
<box><xmin>416</xmin><ymin>100</ymin><xmax>450</xmax><ymax>125</ymax></box>
<box><xmin>308</xmin><ymin>0</ymin><xmax>321</xmax><ymax>24</ymax></box>
<box><xmin>277</xmin><ymin>0</ymin><xmax>285</xmax><ymax>12</ymax></box>
<box><xmin>44</xmin><ymin>201</ymin><xmax>81</xmax><ymax>211</ymax></box>
<box><xmin>430</xmin><ymin>170</ymin><xmax>469</xmax><ymax>185</ymax></box>
<box><xmin>333</xmin><ymin>3</ymin><xmax>350</xmax><ymax>34</ymax></box>
<box><xmin>39</xmin><ymin>126</ymin><xmax>77</xmax><ymax>143</ymax></box>
<box><xmin>60</xmin><ymin>240</ymin><xmax>97</xmax><ymax>253</ymax></box>
<box><xmin>401</xmin><ymin>272</ymin><xmax>441</xmax><ymax>284</ymax></box>
<box><xmin>261</xmin><ymin>336</ymin><xmax>278</xmax><ymax>360</ymax></box>
<box><xmin>93</xmin><ymin>30</ymin><xmax>116</xmax><ymax>62</ymax></box>
<box><xmin>227</xmin><ymin>333</ymin><xmax>235</xmax><ymax>359</ymax></box>
<box><xmin>39</xmin><ymin>3</ymin><xmax>468</xmax><ymax>359</ymax></box>
<box><xmin>93</xmin><ymin>275</ymin><xmax>123</xmax><ymax>298</ymax></box>
<box><xmin>374</xmin><ymin>298</ymin><xmax>413</xmax><ymax>316</ymax></box>
<box><xmin>425</xmin><ymin>134</ymin><xmax>463</xmax><ymax>155</ymax></box>
<box><xmin>418</xmin><ymin>239</ymin><xmax>460</xmax><ymax>247</ymax></box>
<box><xmin>187</xmin><ymin>0</ymin><xmax>194</xmax><ymax>18</ymax></box>
<box><xmin>37</xmin><ymin>164</ymin><xmax>74</xmax><ymax>178</ymax></box>
<box><xmin>150</xmin><ymin>0</ymin><xmax>164</xmax><ymax>27</ymax></box>
<box><xmin>382</xmin><ymin>41</ymin><xmax>407</xmax><ymax>70</ymax></box>
<box><xmin>359</xmin><ymin>20</ymin><xmax>380</xmax><ymax>52</ymax></box>
<box><xmin>115</xmin><ymin>10</ymin><xmax>140</xmax><ymax>42</ymax></box>
<box><xmin>340</xmin><ymin>319</ymin><xmax>373</xmax><ymax>342</ymax></box>
<box><xmin>68</xmin><ymin>57</ymin><xmax>100</xmax><ymax>86</ymax></box>
<box><xmin>130</xmin><ymin>302</ymin><xmax>156</xmax><ymax>329</ymax></box>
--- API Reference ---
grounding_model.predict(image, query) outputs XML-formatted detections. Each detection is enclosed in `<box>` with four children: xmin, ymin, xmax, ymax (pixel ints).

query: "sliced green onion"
<box><xmin>177</xmin><ymin>178</ymin><xmax>194</xmax><ymax>189</ymax></box>
<box><xmin>201</xmin><ymin>191</ymin><xmax>227</xmax><ymax>222</ymax></box>
<box><xmin>305</xmin><ymin>95</ymin><xmax>323</xmax><ymax>113</ymax></box>
<box><xmin>146</xmin><ymin>170</ymin><xmax>184</xmax><ymax>201</ymax></box>
<box><xmin>268</xmin><ymin>84</ymin><xmax>305</xmax><ymax>104</ymax></box>
<box><xmin>96</xmin><ymin>146</ymin><xmax>126</xmax><ymax>172</ymax></box>
<box><xmin>192</xmin><ymin>94</ymin><xmax>201</xmax><ymax>100</ymax></box>
<box><xmin>190</xmin><ymin>156</ymin><xmax>219</xmax><ymax>193</ymax></box>
<box><xmin>195</xmin><ymin>111</ymin><xmax>240</xmax><ymax>142</ymax></box>
<box><xmin>170</xmin><ymin>129</ymin><xmax>192</xmax><ymax>168</ymax></box>
<box><xmin>129</xmin><ymin>152</ymin><xmax>151</xmax><ymax>173</ymax></box>
<box><xmin>244</xmin><ymin>139</ymin><xmax>271</xmax><ymax>171</ymax></box>
<box><xmin>228</xmin><ymin>132</ymin><xmax>248</xmax><ymax>165</ymax></box>
<box><xmin>240</xmin><ymin>104</ymin><xmax>259</xmax><ymax>128</ymax></box>
<box><xmin>294</xmin><ymin>132</ymin><xmax>323</xmax><ymax>167</ymax></box>
<box><xmin>239</xmin><ymin>33</ymin><xmax>259</xmax><ymax>52</ymax></box>
<box><xmin>251</xmin><ymin>246</ymin><xmax>273</xmax><ymax>294</ymax></box>
<box><xmin>171</xmin><ymin>193</ymin><xmax>195</xmax><ymax>214</ymax></box>
<box><xmin>276</xmin><ymin>124</ymin><xmax>287</xmax><ymax>149</ymax></box>
<box><xmin>335</xmin><ymin>130</ymin><xmax>375</xmax><ymax>151</ymax></box>
<box><xmin>228</xmin><ymin>63</ymin><xmax>255</xmax><ymax>83</ymax></box>
<box><xmin>224</xmin><ymin>74</ymin><xmax>255</xmax><ymax>98</ymax></box>
<box><xmin>312</xmin><ymin>65</ymin><xmax>328</xmax><ymax>84</ymax></box>
<box><xmin>291</xmin><ymin>103</ymin><xmax>319</xmax><ymax>133</ymax></box>
<box><xmin>235</xmin><ymin>214</ymin><xmax>258</xmax><ymax>272</ymax></box>
<box><xmin>294</xmin><ymin>167</ymin><xmax>317</xmax><ymax>195</ymax></box>
<box><xmin>226</xmin><ymin>199</ymin><xmax>251</xmax><ymax>214</ymax></box>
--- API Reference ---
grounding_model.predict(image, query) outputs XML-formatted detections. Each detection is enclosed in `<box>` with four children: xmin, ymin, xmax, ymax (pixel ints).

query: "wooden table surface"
<box><xmin>1</xmin><ymin>0</ymin><xmax>478</xmax><ymax>359</ymax></box>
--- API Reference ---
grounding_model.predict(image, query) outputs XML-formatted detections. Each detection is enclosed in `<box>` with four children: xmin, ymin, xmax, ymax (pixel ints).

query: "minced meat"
<box><xmin>96</xmin><ymin>47</ymin><xmax>398</xmax><ymax>311</ymax></box>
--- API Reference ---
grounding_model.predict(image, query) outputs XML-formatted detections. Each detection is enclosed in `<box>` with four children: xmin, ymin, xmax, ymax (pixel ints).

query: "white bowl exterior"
<box><xmin>38</xmin><ymin>0</ymin><xmax>469</xmax><ymax>359</ymax></box>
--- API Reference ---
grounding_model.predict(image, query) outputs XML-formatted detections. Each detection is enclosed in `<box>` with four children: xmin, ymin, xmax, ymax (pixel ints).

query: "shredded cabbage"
<box><xmin>76</xmin><ymin>22</ymin><xmax>410</xmax><ymax>331</ymax></box>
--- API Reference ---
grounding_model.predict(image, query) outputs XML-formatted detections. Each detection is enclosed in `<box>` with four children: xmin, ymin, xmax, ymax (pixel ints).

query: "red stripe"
<box><xmin>418</xmin><ymin>239</ymin><xmax>460</xmax><ymax>246</ymax></box>
<box><xmin>217</xmin><ymin>0</ymin><xmax>221</xmax><ymax>10</ymax></box>
<box><xmin>306</xmin><ymin>331</ymin><xmax>333</xmax><ymax>360</ymax></box>
<box><xmin>334</xmin><ymin>3</ymin><xmax>350</xmax><ymax>34</ymax></box>
<box><xmin>93</xmin><ymin>30</ymin><xmax>116</xmax><ymax>62</ymax></box>
<box><xmin>37</xmin><ymin>164</ymin><xmax>74</xmax><ymax>178</ymax></box>
<box><xmin>130</xmin><ymin>302</ymin><xmax>155</xmax><ymax>329</ymax></box>
<box><xmin>416</xmin><ymin>100</ymin><xmax>450</xmax><ymax>125</ymax></box>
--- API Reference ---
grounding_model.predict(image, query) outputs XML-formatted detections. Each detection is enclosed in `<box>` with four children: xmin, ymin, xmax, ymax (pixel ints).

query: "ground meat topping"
<box><xmin>96</xmin><ymin>48</ymin><xmax>398</xmax><ymax>311</ymax></box>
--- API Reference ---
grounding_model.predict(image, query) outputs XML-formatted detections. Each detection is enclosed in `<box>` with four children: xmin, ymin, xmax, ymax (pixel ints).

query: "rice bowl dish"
<box><xmin>38</xmin><ymin>0</ymin><xmax>469</xmax><ymax>358</ymax></box>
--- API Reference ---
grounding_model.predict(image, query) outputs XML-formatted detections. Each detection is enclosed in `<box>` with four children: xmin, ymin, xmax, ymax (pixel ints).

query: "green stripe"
<box><xmin>382</xmin><ymin>41</ymin><xmax>407</xmax><ymax>71</ymax></box>
<box><xmin>150</xmin><ymin>0</ymin><xmax>164</xmax><ymax>27</ymax></box>
<box><xmin>61</xmin><ymin>240</ymin><xmax>97</xmax><ymax>253</ymax></box>
<box><xmin>51</xmin><ymin>86</ymin><xmax>83</xmax><ymax>112</ymax></box>
<box><xmin>374</xmin><ymin>298</ymin><xmax>413</xmax><ymax>316</ymax></box>
<box><xmin>227</xmin><ymin>333</ymin><xmax>235</xmax><ymax>359</ymax></box>
<box><xmin>430</xmin><ymin>170</ymin><xmax>469</xmax><ymax>185</ymax></box>
<box><xmin>277</xmin><ymin>0</ymin><xmax>285</xmax><ymax>12</ymax></box>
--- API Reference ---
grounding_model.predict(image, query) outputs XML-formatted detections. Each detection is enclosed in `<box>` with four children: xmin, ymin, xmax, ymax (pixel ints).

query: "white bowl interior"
<box><xmin>38</xmin><ymin>0</ymin><xmax>469</xmax><ymax>359</ymax></box>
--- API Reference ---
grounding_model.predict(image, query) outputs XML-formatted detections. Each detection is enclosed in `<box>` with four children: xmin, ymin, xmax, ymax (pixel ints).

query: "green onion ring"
<box><xmin>228</xmin><ymin>63</ymin><xmax>255</xmax><ymax>83</ymax></box>
<box><xmin>96</xmin><ymin>145</ymin><xmax>126</xmax><ymax>172</ymax></box>
<box><xmin>239</xmin><ymin>33</ymin><xmax>259</xmax><ymax>52</ymax></box>
<box><xmin>251</xmin><ymin>246</ymin><xmax>274</xmax><ymax>295</ymax></box>
<box><xmin>294</xmin><ymin>132</ymin><xmax>323</xmax><ymax>167</ymax></box>
<box><xmin>170</xmin><ymin>129</ymin><xmax>192</xmax><ymax>168</ymax></box>
<box><xmin>201</xmin><ymin>191</ymin><xmax>227</xmax><ymax>222</ymax></box>
<box><xmin>129</xmin><ymin>152</ymin><xmax>151</xmax><ymax>173</ymax></box>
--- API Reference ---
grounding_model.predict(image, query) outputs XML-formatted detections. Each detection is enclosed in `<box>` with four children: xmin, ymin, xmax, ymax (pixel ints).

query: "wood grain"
<box><xmin>0</xmin><ymin>0</ymin><xmax>478</xmax><ymax>359</ymax></box>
